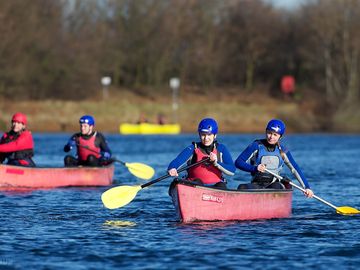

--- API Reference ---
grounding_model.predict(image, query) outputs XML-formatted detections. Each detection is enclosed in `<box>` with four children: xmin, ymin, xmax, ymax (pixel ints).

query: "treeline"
<box><xmin>0</xmin><ymin>0</ymin><xmax>360</xmax><ymax>110</ymax></box>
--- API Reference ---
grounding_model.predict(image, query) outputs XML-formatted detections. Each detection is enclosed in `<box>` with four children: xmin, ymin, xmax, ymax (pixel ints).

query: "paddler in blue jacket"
<box><xmin>235</xmin><ymin>119</ymin><xmax>314</xmax><ymax>197</ymax></box>
<box><xmin>168</xmin><ymin>118</ymin><xmax>235</xmax><ymax>189</ymax></box>
<box><xmin>63</xmin><ymin>115</ymin><xmax>112</xmax><ymax>167</ymax></box>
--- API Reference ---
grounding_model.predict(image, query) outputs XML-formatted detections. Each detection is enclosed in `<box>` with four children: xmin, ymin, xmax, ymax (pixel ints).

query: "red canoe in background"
<box><xmin>170</xmin><ymin>180</ymin><xmax>292</xmax><ymax>223</ymax></box>
<box><xmin>0</xmin><ymin>164</ymin><xmax>114</xmax><ymax>190</ymax></box>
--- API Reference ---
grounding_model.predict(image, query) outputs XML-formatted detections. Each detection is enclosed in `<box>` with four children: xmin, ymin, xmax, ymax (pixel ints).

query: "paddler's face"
<box><xmin>11</xmin><ymin>121</ymin><xmax>25</xmax><ymax>133</ymax></box>
<box><xmin>80</xmin><ymin>123</ymin><xmax>93</xmax><ymax>135</ymax></box>
<box><xmin>200</xmin><ymin>132</ymin><xmax>216</xmax><ymax>146</ymax></box>
<box><xmin>266</xmin><ymin>130</ymin><xmax>281</xmax><ymax>145</ymax></box>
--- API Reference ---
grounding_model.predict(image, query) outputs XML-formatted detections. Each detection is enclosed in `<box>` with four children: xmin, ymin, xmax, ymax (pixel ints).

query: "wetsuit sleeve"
<box><xmin>167</xmin><ymin>145</ymin><xmax>195</xmax><ymax>170</ymax></box>
<box><xmin>283</xmin><ymin>150</ymin><xmax>311</xmax><ymax>189</ymax></box>
<box><xmin>64</xmin><ymin>134</ymin><xmax>77</xmax><ymax>152</ymax></box>
<box><xmin>0</xmin><ymin>131</ymin><xmax>34</xmax><ymax>152</ymax></box>
<box><xmin>96</xmin><ymin>133</ymin><xmax>112</xmax><ymax>157</ymax></box>
<box><xmin>234</xmin><ymin>141</ymin><xmax>259</xmax><ymax>173</ymax></box>
<box><xmin>214</xmin><ymin>144</ymin><xmax>235</xmax><ymax>175</ymax></box>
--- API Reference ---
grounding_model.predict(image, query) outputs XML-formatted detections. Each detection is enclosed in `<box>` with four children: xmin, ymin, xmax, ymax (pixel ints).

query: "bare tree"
<box><xmin>217</xmin><ymin>0</ymin><xmax>283</xmax><ymax>91</ymax></box>
<box><xmin>301</xmin><ymin>0</ymin><xmax>360</xmax><ymax>106</ymax></box>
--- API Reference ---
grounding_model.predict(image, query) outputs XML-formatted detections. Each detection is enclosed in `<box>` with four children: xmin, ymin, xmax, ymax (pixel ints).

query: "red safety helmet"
<box><xmin>12</xmin><ymin>112</ymin><xmax>27</xmax><ymax>125</ymax></box>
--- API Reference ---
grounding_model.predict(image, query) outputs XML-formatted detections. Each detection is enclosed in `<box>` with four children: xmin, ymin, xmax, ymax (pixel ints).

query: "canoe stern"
<box><xmin>0</xmin><ymin>164</ymin><xmax>115</xmax><ymax>189</ymax></box>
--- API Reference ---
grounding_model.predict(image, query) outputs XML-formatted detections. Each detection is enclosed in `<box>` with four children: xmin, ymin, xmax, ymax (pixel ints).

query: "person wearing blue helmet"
<box><xmin>63</xmin><ymin>115</ymin><xmax>112</xmax><ymax>167</ymax></box>
<box><xmin>167</xmin><ymin>118</ymin><xmax>235</xmax><ymax>188</ymax></box>
<box><xmin>235</xmin><ymin>119</ymin><xmax>314</xmax><ymax>197</ymax></box>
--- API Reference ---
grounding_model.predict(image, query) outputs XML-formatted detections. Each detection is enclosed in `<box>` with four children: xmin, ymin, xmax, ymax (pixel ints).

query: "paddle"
<box><xmin>264</xmin><ymin>168</ymin><xmax>360</xmax><ymax>215</ymax></box>
<box><xmin>114</xmin><ymin>160</ymin><xmax>155</xmax><ymax>180</ymax></box>
<box><xmin>101</xmin><ymin>157</ymin><xmax>210</xmax><ymax>209</ymax></box>
<box><xmin>77</xmin><ymin>144</ymin><xmax>155</xmax><ymax>180</ymax></box>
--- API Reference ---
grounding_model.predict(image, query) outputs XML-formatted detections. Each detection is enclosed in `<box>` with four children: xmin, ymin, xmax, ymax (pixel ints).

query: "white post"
<box><xmin>169</xmin><ymin>77</ymin><xmax>180</xmax><ymax>123</ymax></box>
<box><xmin>101</xmin><ymin>76</ymin><xmax>112</xmax><ymax>100</ymax></box>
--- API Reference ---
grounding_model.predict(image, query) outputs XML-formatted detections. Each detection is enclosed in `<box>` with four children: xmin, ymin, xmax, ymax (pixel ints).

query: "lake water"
<box><xmin>1</xmin><ymin>133</ymin><xmax>360</xmax><ymax>269</ymax></box>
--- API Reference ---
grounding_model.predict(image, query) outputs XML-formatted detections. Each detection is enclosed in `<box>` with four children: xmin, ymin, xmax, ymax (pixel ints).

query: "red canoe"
<box><xmin>0</xmin><ymin>164</ymin><xmax>114</xmax><ymax>190</ymax></box>
<box><xmin>170</xmin><ymin>180</ymin><xmax>292</xmax><ymax>223</ymax></box>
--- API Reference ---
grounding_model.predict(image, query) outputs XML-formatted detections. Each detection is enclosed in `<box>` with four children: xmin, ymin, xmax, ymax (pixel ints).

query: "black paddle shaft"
<box><xmin>140</xmin><ymin>157</ymin><xmax>210</xmax><ymax>189</ymax></box>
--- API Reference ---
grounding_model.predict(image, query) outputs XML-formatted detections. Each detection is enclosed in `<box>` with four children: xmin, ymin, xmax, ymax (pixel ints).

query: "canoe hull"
<box><xmin>170</xmin><ymin>181</ymin><xmax>292</xmax><ymax>223</ymax></box>
<box><xmin>0</xmin><ymin>164</ymin><xmax>114</xmax><ymax>190</ymax></box>
<box><xmin>119</xmin><ymin>123</ymin><xmax>181</xmax><ymax>135</ymax></box>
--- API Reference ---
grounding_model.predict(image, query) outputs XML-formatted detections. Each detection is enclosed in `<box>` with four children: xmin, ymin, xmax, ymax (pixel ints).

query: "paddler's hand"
<box><xmin>64</xmin><ymin>139</ymin><xmax>76</xmax><ymax>152</ymax></box>
<box><xmin>304</xmin><ymin>188</ymin><xmax>314</xmax><ymax>198</ymax></box>
<box><xmin>209</xmin><ymin>152</ymin><xmax>217</xmax><ymax>163</ymax></box>
<box><xmin>168</xmin><ymin>168</ymin><xmax>178</xmax><ymax>177</ymax></box>
<box><xmin>257</xmin><ymin>164</ymin><xmax>266</xmax><ymax>173</ymax></box>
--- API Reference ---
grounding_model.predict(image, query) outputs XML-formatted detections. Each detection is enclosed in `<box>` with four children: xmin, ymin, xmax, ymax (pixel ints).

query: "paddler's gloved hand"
<box><xmin>64</xmin><ymin>139</ymin><xmax>76</xmax><ymax>152</ymax></box>
<box><xmin>101</xmin><ymin>151</ymin><xmax>111</xmax><ymax>160</ymax></box>
<box><xmin>280</xmin><ymin>177</ymin><xmax>291</xmax><ymax>184</ymax></box>
<box><xmin>280</xmin><ymin>177</ymin><xmax>292</xmax><ymax>190</ymax></box>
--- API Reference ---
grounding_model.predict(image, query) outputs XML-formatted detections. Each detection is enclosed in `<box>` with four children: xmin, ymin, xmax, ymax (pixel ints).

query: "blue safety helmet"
<box><xmin>198</xmin><ymin>118</ymin><xmax>218</xmax><ymax>135</ymax></box>
<box><xmin>266</xmin><ymin>119</ymin><xmax>285</xmax><ymax>136</ymax></box>
<box><xmin>79</xmin><ymin>115</ymin><xmax>95</xmax><ymax>126</ymax></box>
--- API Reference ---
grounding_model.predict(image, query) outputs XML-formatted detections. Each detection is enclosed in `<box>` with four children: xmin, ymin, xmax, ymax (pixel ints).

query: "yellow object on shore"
<box><xmin>119</xmin><ymin>123</ymin><xmax>181</xmax><ymax>135</ymax></box>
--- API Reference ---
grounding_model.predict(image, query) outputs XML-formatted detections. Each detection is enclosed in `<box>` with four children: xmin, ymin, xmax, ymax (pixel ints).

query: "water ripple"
<box><xmin>1</xmin><ymin>134</ymin><xmax>360</xmax><ymax>269</ymax></box>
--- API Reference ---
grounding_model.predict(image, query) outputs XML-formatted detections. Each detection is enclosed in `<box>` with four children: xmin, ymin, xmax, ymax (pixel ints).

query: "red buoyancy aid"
<box><xmin>0</xmin><ymin>130</ymin><xmax>34</xmax><ymax>155</ymax></box>
<box><xmin>187</xmin><ymin>147</ymin><xmax>222</xmax><ymax>184</ymax></box>
<box><xmin>77</xmin><ymin>133</ymin><xmax>101</xmax><ymax>161</ymax></box>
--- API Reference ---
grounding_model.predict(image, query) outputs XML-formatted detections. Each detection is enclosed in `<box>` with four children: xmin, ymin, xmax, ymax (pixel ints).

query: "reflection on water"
<box><xmin>0</xmin><ymin>188</ymin><xmax>36</xmax><ymax>195</ymax></box>
<box><xmin>103</xmin><ymin>220</ymin><xmax>137</xmax><ymax>228</ymax></box>
<box><xmin>176</xmin><ymin>221</ymin><xmax>238</xmax><ymax>230</ymax></box>
<box><xmin>1</xmin><ymin>134</ymin><xmax>360</xmax><ymax>269</ymax></box>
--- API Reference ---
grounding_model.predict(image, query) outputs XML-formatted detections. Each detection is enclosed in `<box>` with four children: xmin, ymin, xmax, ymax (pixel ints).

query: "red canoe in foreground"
<box><xmin>170</xmin><ymin>180</ymin><xmax>292</xmax><ymax>223</ymax></box>
<box><xmin>0</xmin><ymin>164</ymin><xmax>114</xmax><ymax>190</ymax></box>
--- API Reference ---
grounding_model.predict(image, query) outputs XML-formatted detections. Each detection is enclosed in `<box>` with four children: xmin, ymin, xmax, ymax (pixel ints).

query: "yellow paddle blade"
<box><xmin>101</xmin><ymin>185</ymin><xmax>142</xmax><ymax>209</ymax></box>
<box><xmin>125</xmin><ymin>162</ymin><xmax>155</xmax><ymax>180</ymax></box>
<box><xmin>336</xmin><ymin>206</ymin><xmax>360</xmax><ymax>215</ymax></box>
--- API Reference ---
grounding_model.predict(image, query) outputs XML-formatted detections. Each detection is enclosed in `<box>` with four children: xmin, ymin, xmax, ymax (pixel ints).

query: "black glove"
<box><xmin>64</xmin><ymin>139</ymin><xmax>76</xmax><ymax>152</ymax></box>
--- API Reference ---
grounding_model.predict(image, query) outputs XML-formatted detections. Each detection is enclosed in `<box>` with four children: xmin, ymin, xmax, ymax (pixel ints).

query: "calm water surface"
<box><xmin>1</xmin><ymin>133</ymin><xmax>360</xmax><ymax>270</ymax></box>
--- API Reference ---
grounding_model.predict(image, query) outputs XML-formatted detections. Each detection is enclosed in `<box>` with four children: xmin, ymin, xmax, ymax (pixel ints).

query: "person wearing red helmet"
<box><xmin>235</xmin><ymin>119</ymin><xmax>314</xmax><ymax>197</ymax></box>
<box><xmin>167</xmin><ymin>118</ymin><xmax>235</xmax><ymax>189</ymax></box>
<box><xmin>0</xmin><ymin>113</ymin><xmax>36</xmax><ymax>167</ymax></box>
<box><xmin>63</xmin><ymin>115</ymin><xmax>112</xmax><ymax>167</ymax></box>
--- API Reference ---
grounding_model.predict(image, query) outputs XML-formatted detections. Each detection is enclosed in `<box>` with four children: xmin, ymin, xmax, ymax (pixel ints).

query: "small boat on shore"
<box><xmin>119</xmin><ymin>123</ymin><xmax>181</xmax><ymax>135</ymax></box>
<box><xmin>0</xmin><ymin>164</ymin><xmax>114</xmax><ymax>190</ymax></box>
<box><xmin>169</xmin><ymin>180</ymin><xmax>292</xmax><ymax>223</ymax></box>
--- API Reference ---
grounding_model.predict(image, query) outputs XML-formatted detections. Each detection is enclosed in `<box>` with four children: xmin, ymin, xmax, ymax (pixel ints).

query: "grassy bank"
<box><xmin>0</xmin><ymin>88</ymin><xmax>357</xmax><ymax>134</ymax></box>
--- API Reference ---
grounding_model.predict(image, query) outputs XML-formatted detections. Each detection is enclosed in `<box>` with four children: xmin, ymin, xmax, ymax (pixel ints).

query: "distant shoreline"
<box><xmin>0</xmin><ymin>89</ymin><xmax>359</xmax><ymax>134</ymax></box>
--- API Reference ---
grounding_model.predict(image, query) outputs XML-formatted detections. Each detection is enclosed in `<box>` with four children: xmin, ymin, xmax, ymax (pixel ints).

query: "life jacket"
<box><xmin>187</xmin><ymin>143</ymin><xmax>222</xmax><ymax>184</ymax></box>
<box><xmin>253</xmin><ymin>141</ymin><xmax>284</xmax><ymax>183</ymax></box>
<box><xmin>76</xmin><ymin>132</ymin><xmax>101</xmax><ymax>161</ymax></box>
<box><xmin>0</xmin><ymin>130</ymin><xmax>34</xmax><ymax>160</ymax></box>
